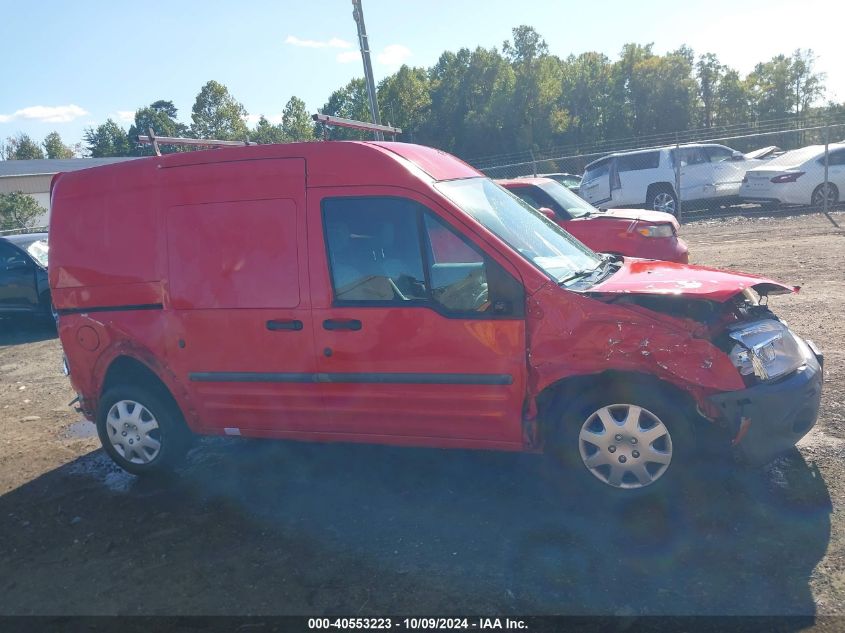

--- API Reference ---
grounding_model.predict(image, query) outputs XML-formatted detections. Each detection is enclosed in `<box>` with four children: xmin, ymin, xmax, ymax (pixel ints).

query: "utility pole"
<box><xmin>351</xmin><ymin>0</ymin><xmax>383</xmax><ymax>141</ymax></box>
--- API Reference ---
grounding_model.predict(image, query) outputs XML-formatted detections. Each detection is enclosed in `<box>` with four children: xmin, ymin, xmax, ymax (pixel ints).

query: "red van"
<box><xmin>49</xmin><ymin>141</ymin><xmax>823</xmax><ymax>494</ymax></box>
<box><xmin>497</xmin><ymin>177</ymin><xmax>689</xmax><ymax>263</ymax></box>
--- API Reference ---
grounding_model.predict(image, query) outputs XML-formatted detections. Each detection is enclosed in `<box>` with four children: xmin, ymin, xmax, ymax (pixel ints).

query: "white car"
<box><xmin>740</xmin><ymin>143</ymin><xmax>845</xmax><ymax>207</ymax></box>
<box><xmin>580</xmin><ymin>144</ymin><xmax>776</xmax><ymax>215</ymax></box>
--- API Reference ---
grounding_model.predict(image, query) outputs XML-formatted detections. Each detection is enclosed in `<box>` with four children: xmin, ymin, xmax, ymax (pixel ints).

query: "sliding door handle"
<box><xmin>323</xmin><ymin>318</ymin><xmax>362</xmax><ymax>331</ymax></box>
<box><xmin>266</xmin><ymin>319</ymin><xmax>303</xmax><ymax>331</ymax></box>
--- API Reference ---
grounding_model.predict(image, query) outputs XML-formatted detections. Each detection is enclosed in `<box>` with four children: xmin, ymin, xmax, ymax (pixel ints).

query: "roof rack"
<box><xmin>137</xmin><ymin>128</ymin><xmax>253</xmax><ymax>156</ymax></box>
<box><xmin>137</xmin><ymin>115</ymin><xmax>402</xmax><ymax>156</ymax></box>
<box><xmin>312</xmin><ymin>114</ymin><xmax>401</xmax><ymax>141</ymax></box>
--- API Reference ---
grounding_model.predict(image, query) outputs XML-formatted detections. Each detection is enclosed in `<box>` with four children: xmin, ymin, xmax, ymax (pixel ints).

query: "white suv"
<box><xmin>580</xmin><ymin>144</ymin><xmax>772</xmax><ymax>214</ymax></box>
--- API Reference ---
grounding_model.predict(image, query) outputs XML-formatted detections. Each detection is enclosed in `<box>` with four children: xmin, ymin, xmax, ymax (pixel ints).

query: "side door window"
<box><xmin>706</xmin><ymin>146</ymin><xmax>734</xmax><ymax>163</ymax></box>
<box><xmin>323</xmin><ymin>197</ymin><xmax>524</xmax><ymax>318</ymax></box>
<box><xmin>510</xmin><ymin>187</ymin><xmax>568</xmax><ymax>219</ymax></box>
<box><xmin>0</xmin><ymin>243</ymin><xmax>28</xmax><ymax>270</ymax></box>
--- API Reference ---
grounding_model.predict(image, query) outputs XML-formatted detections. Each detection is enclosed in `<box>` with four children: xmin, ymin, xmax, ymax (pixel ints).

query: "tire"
<box><xmin>646</xmin><ymin>186</ymin><xmax>678</xmax><ymax>216</ymax></box>
<box><xmin>811</xmin><ymin>183</ymin><xmax>839</xmax><ymax>208</ymax></box>
<box><xmin>545</xmin><ymin>383</ymin><xmax>694</xmax><ymax>497</ymax></box>
<box><xmin>96</xmin><ymin>384</ymin><xmax>192</xmax><ymax>475</ymax></box>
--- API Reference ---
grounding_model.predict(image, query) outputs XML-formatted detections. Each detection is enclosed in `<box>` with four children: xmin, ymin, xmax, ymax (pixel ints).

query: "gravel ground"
<box><xmin>0</xmin><ymin>211</ymin><xmax>843</xmax><ymax>620</ymax></box>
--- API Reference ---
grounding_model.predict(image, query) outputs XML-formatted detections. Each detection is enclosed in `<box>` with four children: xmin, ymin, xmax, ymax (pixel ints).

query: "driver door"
<box><xmin>307</xmin><ymin>190</ymin><xmax>527</xmax><ymax>445</ymax></box>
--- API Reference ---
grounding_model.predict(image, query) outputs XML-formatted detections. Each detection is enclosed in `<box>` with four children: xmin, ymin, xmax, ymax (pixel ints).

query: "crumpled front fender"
<box><xmin>526</xmin><ymin>283</ymin><xmax>745</xmax><ymax>413</ymax></box>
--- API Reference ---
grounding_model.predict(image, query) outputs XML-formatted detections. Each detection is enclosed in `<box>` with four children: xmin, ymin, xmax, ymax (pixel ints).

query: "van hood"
<box><xmin>588</xmin><ymin>258</ymin><xmax>797</xmax><ymax>302</ymax></box>
<box><xmin>592</xmin><ymin>208</ymin><xmax>679</xmax><ymax>227</ymax></box>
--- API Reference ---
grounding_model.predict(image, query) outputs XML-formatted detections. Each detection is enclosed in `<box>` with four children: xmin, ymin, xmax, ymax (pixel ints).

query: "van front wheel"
<box><xmin>96</xmin><ymin>385</ymin><xmax>191</xmax><ymax>475</ymax></box>
<box><xmin>546</xmin><ymin>386</ymin><xmax>693</xmax><ymax>496</ymax></box>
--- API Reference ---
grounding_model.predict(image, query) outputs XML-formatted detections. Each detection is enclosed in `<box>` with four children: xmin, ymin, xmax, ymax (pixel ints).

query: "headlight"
<box><xmin>727</xmin><ymin>320</ymin><xmax>804</xmax><ymax>381</ymax></box>
<box><xmin>636</xmin><ymin>224</ymin><xmax>674</xmax><ymax>238</ymax></box>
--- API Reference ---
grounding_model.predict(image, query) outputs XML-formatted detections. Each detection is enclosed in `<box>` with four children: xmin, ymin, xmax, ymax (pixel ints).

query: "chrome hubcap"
<box><xmin>105</xmin><ymin>400</ymin><xmax>161</xmax><ymax>464</ymax></box>
<box><xmin>653</xmin><ymin>193</ymin><xmax>676</xmax><ymax>214</ymax></box>
<box><xmin>578</xmin><ymin>404</ymin><xmax>672</xmax><ymax>489</ymax></box>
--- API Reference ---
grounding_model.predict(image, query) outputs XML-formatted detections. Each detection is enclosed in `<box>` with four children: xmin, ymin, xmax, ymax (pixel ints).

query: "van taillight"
<box><xmin>770</xmin><ymin>172</ymin><xmax>805</xmax><ymax>184</ymax></box>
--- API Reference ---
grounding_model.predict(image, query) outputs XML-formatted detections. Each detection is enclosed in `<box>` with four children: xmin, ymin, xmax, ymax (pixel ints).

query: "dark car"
<box><xmin>0</xmin><ymin>232</ymin><xmax>52</xmax><ymax>321</ymax></box>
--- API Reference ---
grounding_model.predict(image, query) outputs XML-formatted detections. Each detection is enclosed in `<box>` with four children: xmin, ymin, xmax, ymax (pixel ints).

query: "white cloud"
<box><xmin>244</xmin><ymin>113</ymin><xmax>283</xmax><ymax>127</ymax></box>
<box><xmin>0</xmin><ymin>104</ymin><xmax>88</xmax><ymax>124</ymax></box>
<box><xmin>376</xmin><ymin>44</ymin><xmax>411</xmax><ymax>68</ymax></box>
<box><xmin>116</xmin><ymin>110</ymin><xmax>135</xmax><ymax>123</ymax></box>
<box><xmin>285</xmin><ymin>35</ymin><xmax>352</xmax><ymax>49</ymax></box>
<box><xmin>336</xmin><ymin>50</ymin><xmax>360</xmax><ymax>64</ymax></box>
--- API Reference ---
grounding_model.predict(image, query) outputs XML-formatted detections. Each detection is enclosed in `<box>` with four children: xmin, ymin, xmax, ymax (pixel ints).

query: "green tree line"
<box><xmin>2</xmin><ymin>26</ymin><xmax>839</xmax><ymax>162</ymax></box>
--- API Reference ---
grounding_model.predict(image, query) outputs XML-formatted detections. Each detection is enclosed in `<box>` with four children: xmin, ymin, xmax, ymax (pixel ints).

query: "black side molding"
<box><xmin>189</xmin><ymin>372</ymin><xmax>513</xmax><ymax>385</ymax></box>
<box><xmin>57</xmin><ymin>303</ymin><xmax>163</xmax><ymax>316</ymax></box>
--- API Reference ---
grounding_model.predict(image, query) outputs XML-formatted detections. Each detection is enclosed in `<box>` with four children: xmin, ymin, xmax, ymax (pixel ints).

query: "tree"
<box><xmin>281</xmin><ymin>96</ymin><xmax>314</xmax><ymax>141</ymax></box>
<box><xmin>747</xmin><ymin>55</ymin><xmax>794</xmax><ymax>120</ymax></box>
<box><xmin>378</xmin><ymin>66</ymin><xmax>431</xmax><ymax>142</ymax></box>
<box><xmin>715</xmin><ymin>69</ymin><xmax>752</xmax><ymax>126</ymax></box>
<box><xmin>607</xmin><ymin>43</ymin><xmax>654</xmax><ymax>138</ymax></box>
<box><xmin>84</xmin><ymin>119</ymin><xmax>132</xmax><ymax>157</ymax></box>
<box><xmin>560</xmin><ymin>52</ymin><xmax>613</xmax><ymax>147</ymax></box>
<box><xmin>0</xmin><ymin>192</ymin><xmax>45</xmax><ymax>230</ymax></box>
<box><xmin>250</xmin><ymin>116</ymin><xmax>287</xmax><ymax>144</ymax></box>
<box><xmin>503</xmin><ymin>25</ymin><xmax>548</xmax><ymax>65</ymax></box>
<box><xmin>317</xmin><ymin>78</ymin><xmax>371</xmax><ymax>140</ymax></box>
<box><xmin>696</xmin><ymin>53</ymin><xmax>724</xmax><ymax>128</ymax></box>
<box><xmin>628</xmin><ymin>52</ymin><xmax>697</xmax><ymax>135</ymax></box>
<box><xmin>3</xmin><ymin>133</ymin><xmax>45</xmax><ymax>160</ymax></box>
<box><xmin>190</xmin><ymin>80</ymin><xmax>249</xmax><ymax>140</ymax></box>
<box><xmin>128</xmin><ymin>100</ymin><xmax>189</xmax><ymax>155</ymax></box>
<box><xmin>43</xmin><ymin>132</ymin><xmax>75</xmax><ymax>159</ymax></box>
<box><xmin>790</xmin><ymin>49</ymin><xmax>825</xmax><ymax>118</ymax></box>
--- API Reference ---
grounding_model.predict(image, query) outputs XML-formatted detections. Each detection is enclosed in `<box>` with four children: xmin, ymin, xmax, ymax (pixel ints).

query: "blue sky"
<box><xmin>2</xmin><ymin>0</ymin><xmax>842</xmax><ymax>148</ymax></box>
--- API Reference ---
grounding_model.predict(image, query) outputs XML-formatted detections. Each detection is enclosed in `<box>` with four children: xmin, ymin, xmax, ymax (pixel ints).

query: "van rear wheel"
<box><xmin>96</xmin><ymin>385</ymin><xmax>191</xmax><ymax>475</ymax></box>
<box><xmin>546</xmin><ymin>385</ymin><xmax>693</xmax><ymax>496</ymax></box>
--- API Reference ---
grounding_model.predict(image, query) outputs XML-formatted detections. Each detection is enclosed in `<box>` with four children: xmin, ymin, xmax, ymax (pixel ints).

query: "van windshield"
<box><xmin>435</xmin><ymin>178</ymin><xmax>603</xmax><ymax>285</ymax></box>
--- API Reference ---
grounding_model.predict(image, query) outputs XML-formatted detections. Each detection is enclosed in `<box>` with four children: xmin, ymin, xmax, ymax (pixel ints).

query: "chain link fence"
<box><xmin>474</xmin><ymin>116</ymin><xmax>845</xmax><ymax>224</ymax></box>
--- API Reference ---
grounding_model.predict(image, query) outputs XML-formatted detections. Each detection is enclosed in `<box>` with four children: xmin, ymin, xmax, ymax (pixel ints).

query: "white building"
<box><xmin>0</xmin><ymin>158</ymin><xmax>137</xmax><ymax>226</ymax></box>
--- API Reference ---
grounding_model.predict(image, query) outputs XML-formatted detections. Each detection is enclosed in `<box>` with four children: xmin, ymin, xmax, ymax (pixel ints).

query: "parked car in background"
<box><xmin>497</xmin><ymin>177</ymin><xmax>689</xmax><ymax>263</ymax></box>
<box><xmin>539</xmin><ymin>172</ymin><xmax>582</xmax><ymax>195</ymax></box>
<box><xmin>580</xmin><ymin>144</ymin><xmax>777</xmax><ymax>215</ymax></box>
<box><xmin>740</xmin><ymin>143</ymin><xmax>845</xmax><ymax>207</ymax></box>
<box><xmin>0</xmin><ymin>232</ymin><xmax>52</xmax><ymax>322</ymax></box>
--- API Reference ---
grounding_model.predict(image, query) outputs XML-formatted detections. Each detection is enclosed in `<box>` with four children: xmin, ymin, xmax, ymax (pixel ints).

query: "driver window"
<box><xmin>323</xmin><ymin>196</ymin><xmax>524</xmax><ymax>318</ymax></box>
<box><xmin>323</xmin><ymin>197</ymin><xmax>428</xmax><ymax>303</ymax></box>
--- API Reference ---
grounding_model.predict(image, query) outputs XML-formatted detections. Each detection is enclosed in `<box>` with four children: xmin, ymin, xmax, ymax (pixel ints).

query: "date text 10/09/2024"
<box><xmin>308</xmin><ymin>618</ymin><xmax>529</xmax><ymax>630</ymax></box>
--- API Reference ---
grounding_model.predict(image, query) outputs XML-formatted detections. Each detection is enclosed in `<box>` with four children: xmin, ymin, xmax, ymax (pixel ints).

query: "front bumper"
<box><xmin>708</xmin><ymin>339</ymin><xmax>823</xmax><ymax>465</ymax></box>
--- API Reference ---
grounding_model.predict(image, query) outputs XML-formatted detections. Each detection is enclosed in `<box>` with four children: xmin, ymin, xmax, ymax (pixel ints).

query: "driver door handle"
<box><xmin>323</xmin><ymin>319</ymin><xmax>362</xmax><ymax>331</ymax></box>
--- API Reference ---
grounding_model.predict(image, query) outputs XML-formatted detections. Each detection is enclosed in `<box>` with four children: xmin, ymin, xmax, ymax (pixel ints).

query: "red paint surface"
<box><xmin>49</xmin><ymin>141</ymin><xmax>795</xmax><ymax>451</ymax></box>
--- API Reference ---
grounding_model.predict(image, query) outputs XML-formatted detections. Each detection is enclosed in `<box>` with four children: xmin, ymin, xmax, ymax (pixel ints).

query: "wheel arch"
<box><xmin>536</xmin><ymin>370</ymin><xmax>701</xmax><ymax>446</ymax></box>
<box><xmin>646</xmin><ymin>182</ymin><xmax>677</xmax><ymax>199</ymax></box>
<box><xmin>95</xmin><ymin>350</ymin><xmax>193</xmax><ymax>429</ymax></box>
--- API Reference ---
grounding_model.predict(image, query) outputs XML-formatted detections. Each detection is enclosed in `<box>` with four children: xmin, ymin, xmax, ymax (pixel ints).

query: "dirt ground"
<box><xmin>1</xmin><ymin>211</ymin><xmax>844</xmax><ymax>620</ymax></box>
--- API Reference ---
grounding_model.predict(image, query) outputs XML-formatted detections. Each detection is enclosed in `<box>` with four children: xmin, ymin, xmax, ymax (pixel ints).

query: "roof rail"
<box><xmin>137</xmin><ymin>128</ymin><xmax>253</xmax><ymax>156</ymax></box>
<box><xmin>312</xmin><ymin>114</ymin><xmax>401</xmax><ymax>141</ymax></box>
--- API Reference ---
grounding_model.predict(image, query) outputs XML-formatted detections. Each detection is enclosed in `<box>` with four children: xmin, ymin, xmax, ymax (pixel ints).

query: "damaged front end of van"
<box><xmin>527</xmin><ymin>258</ymin><xmax>823</xmax><ymax>465</ymax></box>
